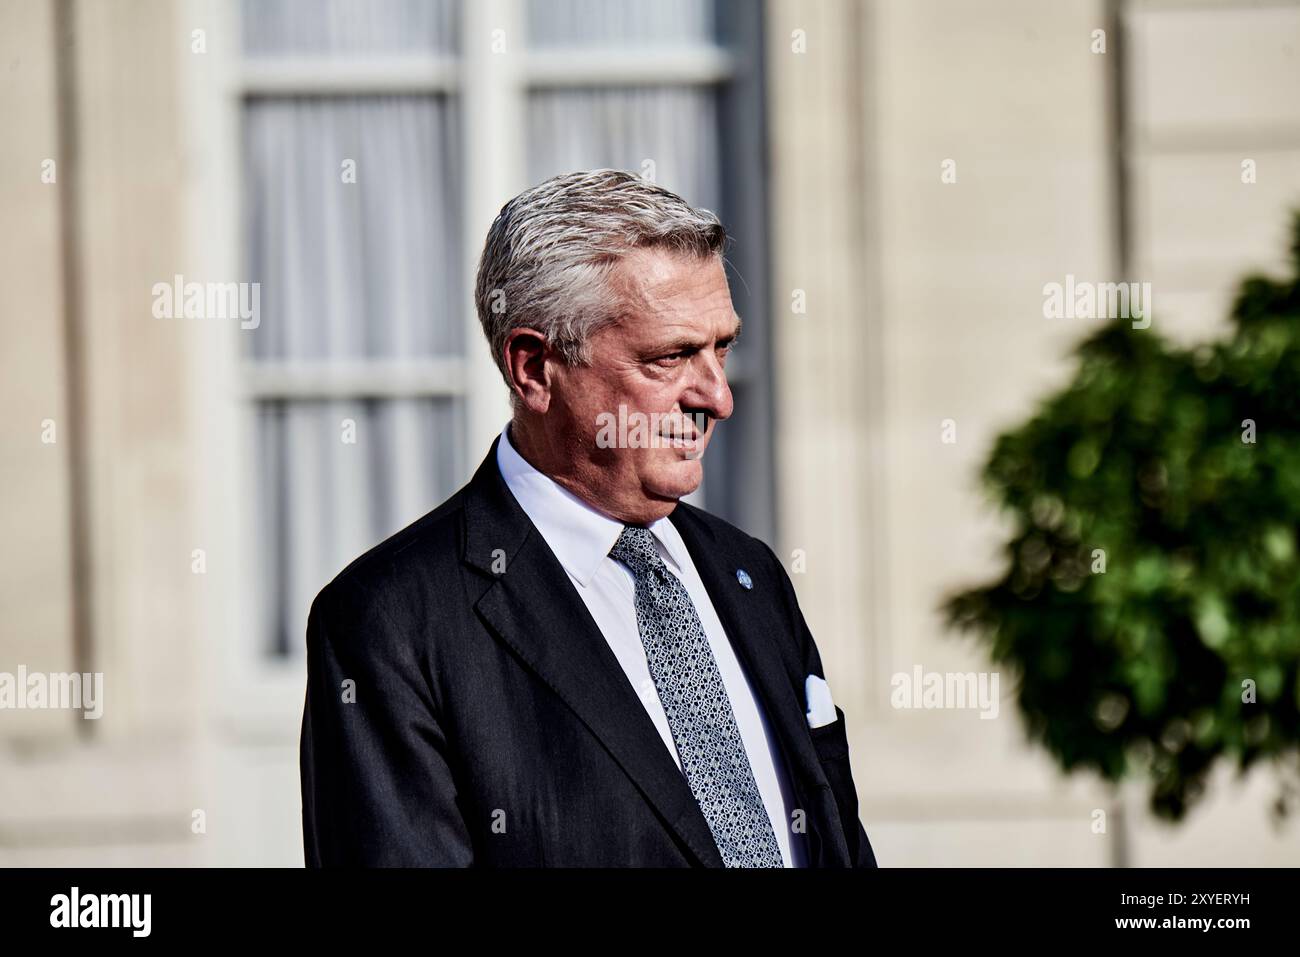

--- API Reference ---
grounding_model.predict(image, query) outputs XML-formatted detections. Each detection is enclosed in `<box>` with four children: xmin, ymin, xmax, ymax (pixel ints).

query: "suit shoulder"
<box><xmin>672</xmin><ymin>501</ymin><xmax>775</xmax><ymax>562</ymax></box>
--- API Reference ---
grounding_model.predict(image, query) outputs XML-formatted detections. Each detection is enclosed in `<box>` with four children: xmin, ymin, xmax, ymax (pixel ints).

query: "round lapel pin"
<box><xmin>736</xmin><ymin>568</ymin><xmax>753</xmax><ymax>590</ymax></box>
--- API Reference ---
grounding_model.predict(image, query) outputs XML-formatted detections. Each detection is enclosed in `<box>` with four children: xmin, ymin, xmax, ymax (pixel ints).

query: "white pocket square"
<box><xmin>805</xmin><ymin>674</ymin><xmax>837</xmax><ymax>729</ymax></box>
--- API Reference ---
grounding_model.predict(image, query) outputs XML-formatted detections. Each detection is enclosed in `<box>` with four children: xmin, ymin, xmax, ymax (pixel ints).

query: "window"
<box><xmin>234</xmin><ymin>0</ymin><xmax>773</xmax><ymax>660</ymax></box>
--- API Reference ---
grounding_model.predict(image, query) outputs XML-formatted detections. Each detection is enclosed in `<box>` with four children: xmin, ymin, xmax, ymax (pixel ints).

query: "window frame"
<box><xmin>184</xmin><ymin>0</ymin><xmax>771</xmax><ymax>735</ymax></box>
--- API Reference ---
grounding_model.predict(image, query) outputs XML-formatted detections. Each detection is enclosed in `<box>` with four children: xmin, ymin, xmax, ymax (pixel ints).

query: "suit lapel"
<box><xmin>667</xmin><ymin>505</ymin><xmax>853</xmax><ymax>868</ymax></box>
<box><xmin>462</xmin><ymin>440</ymin><xmax>725</xmax><ymax>867</ymax></box>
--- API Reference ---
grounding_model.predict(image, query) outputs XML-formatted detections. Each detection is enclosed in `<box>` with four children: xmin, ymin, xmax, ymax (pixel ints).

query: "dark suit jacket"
<box><xmin>300</xmin><ymin>437</ymin><xmax>878</xmax><ymax>867</ymax></box>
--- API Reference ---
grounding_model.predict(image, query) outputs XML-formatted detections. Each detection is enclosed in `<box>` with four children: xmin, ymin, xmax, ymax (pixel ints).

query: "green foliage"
<box><xmin>945</xmin><ymin>213</ymin><xmax>1300</xmax><ymax>822</ymax></box>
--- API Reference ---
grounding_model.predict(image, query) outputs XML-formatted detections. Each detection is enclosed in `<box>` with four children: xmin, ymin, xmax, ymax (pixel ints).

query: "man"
<box><xmin>300</xmin><ymin>169</ymin><xmax>877</xmax><ymax>868</ymax></box>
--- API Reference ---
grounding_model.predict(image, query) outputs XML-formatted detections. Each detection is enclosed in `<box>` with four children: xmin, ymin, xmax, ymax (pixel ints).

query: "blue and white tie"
<box><xmin>610</xmin><ymin>524</ymin><xmax>783</xmax><ymax>868</ymax></box>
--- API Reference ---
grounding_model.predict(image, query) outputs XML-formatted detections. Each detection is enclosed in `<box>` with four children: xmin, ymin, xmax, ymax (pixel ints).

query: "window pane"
<box><xmin>527</xmin><ymin>0</ymin><xmax>716</xmax><ymax>47</ymax></box>
<box><xmin>242</xmin><ymin>95</ymin><xmax>464</xmax><ymax>361</ymax></box>
<box><xmin>254</xmin><ymin>397</ymin><xmax>465</xmax><ymax>657</ymax></box>
<box><xmin>241</xmin><ymin>0</ymin><xmax>459</xmax><ymax>56</ymax></box>
<box><xmin>526</xmin><ymin>86</ymin><xmax>721</xmax><ymax>213</ymax></box>
<box><xmin>242</xmin><ymin>91</ymin><xmax>466</xmax><ymax>658</ymax></box>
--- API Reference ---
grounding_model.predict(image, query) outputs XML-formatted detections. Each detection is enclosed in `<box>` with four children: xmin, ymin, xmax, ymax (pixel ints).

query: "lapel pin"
<box><xmin>736</xmin><ymin>568</ymin><xmax>753</xmax><ymax>590</ymax></box>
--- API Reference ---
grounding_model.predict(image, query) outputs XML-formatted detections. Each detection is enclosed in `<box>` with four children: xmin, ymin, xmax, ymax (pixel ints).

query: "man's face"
<box><xmin>548</xmin><ymin>247</ymin><xmax>738</xmax><ymax>523</ymax></box>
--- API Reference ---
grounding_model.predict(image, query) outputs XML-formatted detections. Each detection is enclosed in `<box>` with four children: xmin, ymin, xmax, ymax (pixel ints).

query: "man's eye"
<box><xmin>655</xmin><ymin>352</ymin><xmax>686</xmax><ymax>366</ymax></box>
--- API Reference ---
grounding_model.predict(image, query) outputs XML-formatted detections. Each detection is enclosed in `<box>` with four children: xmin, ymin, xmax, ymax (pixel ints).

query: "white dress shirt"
<box><xmin>496</xmin><ymin>424</ymin><xmax>807</xmax><ymax>867</ymax></box>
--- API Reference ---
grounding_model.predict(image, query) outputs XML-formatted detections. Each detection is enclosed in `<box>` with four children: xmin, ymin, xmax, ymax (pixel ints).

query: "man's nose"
<box><xmin>684</xmin><ymin>351</ymin><xmax>733</xmax><ymax>423</ymax></box>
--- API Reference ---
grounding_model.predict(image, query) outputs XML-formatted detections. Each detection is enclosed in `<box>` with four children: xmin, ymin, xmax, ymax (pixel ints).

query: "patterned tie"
<box><xmin>609</xmin><ymin>524</ymin><xmax>784</xmax><ymax>868</ymax></box>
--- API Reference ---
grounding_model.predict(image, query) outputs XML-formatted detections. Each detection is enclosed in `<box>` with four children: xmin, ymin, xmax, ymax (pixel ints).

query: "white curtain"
<box><xmin>253</xmin><ymin>399</ymin><xmax>463</xmax><ymax>656</ymax></box>
<box><xmin>243</xmin><ymin>91</ymin><xmax>464</xmax><ymax>656</ymax></box>
<box><xmin>244</xmin><ymin>97</ymin><xmax>463</xmax><ymax>361</ymax></box>
<box><xmin>242</xmin><ymin>0</ymin><xmax>459</xmax><ymax>56</ymax></box>
<box><xmin>527</xmin><ymin>86</ymin><xmax>722</xmax><ymax>215</ymax></box>
<box><xmin>527</xmin><ymin>0</ymin><xmax>715</xmax><ymax>47</ymax></box>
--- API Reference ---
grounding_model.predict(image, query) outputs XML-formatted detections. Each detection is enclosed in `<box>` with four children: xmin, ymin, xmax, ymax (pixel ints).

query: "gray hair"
<box><xmin>473</xmin><ymin>169</ymin><xmax>727</xmax><ymax>399</ymax></box>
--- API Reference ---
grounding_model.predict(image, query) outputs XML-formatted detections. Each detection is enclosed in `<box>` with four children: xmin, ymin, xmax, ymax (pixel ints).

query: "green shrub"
<box><xmin>945</xmin><ymin>213</ymin><xmax>1300</xmax><ymax>822</ymax></box>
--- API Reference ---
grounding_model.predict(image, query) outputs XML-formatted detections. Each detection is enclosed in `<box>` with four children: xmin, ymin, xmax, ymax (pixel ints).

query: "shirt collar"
<box><xmin>495</xmin><ymin>423</ymin><xmax>689</xmax><ymax>587</ymax></box>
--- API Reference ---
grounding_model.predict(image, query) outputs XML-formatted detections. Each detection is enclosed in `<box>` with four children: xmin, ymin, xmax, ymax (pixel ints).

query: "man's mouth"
<box><xmin>660</xmin><ymin>428</ymin><xmax>701</xmax><ymax>446</ymax></box>
<box><xmin>660</xmin><ymin>432</ymin><xmax>705</xmax><ymax>461</ymax></box>
<box><xmin>655</xmin><ymin>412</ymin><xmax>710</xmax><ymax>458</ymax></box>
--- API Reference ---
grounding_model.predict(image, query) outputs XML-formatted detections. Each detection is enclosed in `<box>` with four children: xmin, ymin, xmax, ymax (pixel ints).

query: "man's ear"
<box><xmin>504</xmin><ymin>328</ymin><xmax>551</xmax><ymax>414</ymax></box>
